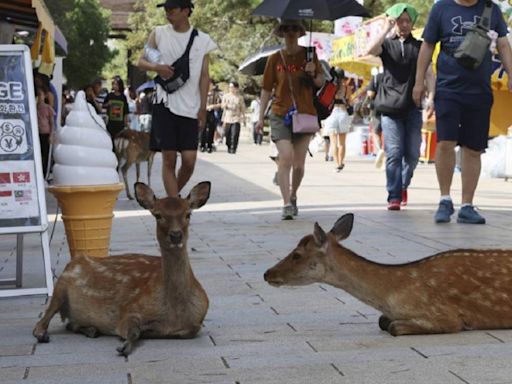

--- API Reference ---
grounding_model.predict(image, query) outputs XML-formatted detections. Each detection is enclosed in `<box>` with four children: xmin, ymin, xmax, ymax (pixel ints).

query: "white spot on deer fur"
<box><xmin>65</xmin><ymin>265</ymin><xmax>82</xmax><ymax>278</ymax></box>
<box><xmin>427</xmin><ymin>279</ymin><xmax>437</xmax><ymax>287</ymax></box>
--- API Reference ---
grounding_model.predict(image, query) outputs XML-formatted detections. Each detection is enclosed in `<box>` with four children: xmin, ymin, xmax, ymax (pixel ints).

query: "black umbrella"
<box><xmin>238</xmin><ymin>44</ymin><xmax>284</xmax><ymax>76</ymax></box>
<box><xmin>252</xmin><ymin>0</ymin><xmax>371</xmax><ymax>21</ymax></box>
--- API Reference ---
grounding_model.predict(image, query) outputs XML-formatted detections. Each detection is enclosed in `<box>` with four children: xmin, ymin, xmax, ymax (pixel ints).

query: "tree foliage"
<box><xmin>125</xmin><ymin>0</ymin><xmax>435</xmax><ymax>94</ymax></box>
<box><xmin>46</xmin><ymin>0</ymin><xmax>113</xmax><ymax>89</ymax></box>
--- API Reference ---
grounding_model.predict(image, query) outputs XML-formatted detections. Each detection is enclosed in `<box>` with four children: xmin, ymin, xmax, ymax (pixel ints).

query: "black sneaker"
<box><xmin>457</xmin><ymin>205</ymin><xmax>485</xmax><ymax>224</ymax></box>
<box><xmin>434</xmin><ymin>199</ymin><xmax>454</xmax><ymax>223</ymax></box>
<box><xmin>290</xmin><ymin>197</ymin><xmax>298</xmax><ymax>216</ymax></box>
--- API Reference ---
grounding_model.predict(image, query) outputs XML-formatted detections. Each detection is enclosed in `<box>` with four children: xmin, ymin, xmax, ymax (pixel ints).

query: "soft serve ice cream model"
<box><xmin>49</xmin><ymin>91</ymin><xmax>123</xmax><ymax>258</ymax></box>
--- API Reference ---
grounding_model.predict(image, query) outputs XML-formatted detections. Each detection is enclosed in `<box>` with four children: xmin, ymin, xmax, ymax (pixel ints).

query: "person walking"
<box><xmin>255</xmin><ymin>19</ymin><xmax>324</xmax><ymax>220</ymax></box>
<box><xmin>36</xmin><ymin>87</ymin><xmax>54</xmax><ymax>178</ymax></box>
<box><xmin>221</xmin><ymin>81</ymin><xmax>246</xmax><ymax>154</ymax></box>
<box><xmin>137</xmin><ymin>0</ymin><xmax>217</xmax><ymax>197</ymax></box>
<box><xmin>200</xmin><ymin>80</ymin><xmax>221</xmax><ymax>153</ymax></box>
<box><xmin>250</xmin><ymin>96</ymin><xmax>263</xmax><ymax>145</ymax></box>
<box><xmin>104</xmin><ymin>76</ymin><xmax>129</xmax><ymax>147</ymax></box>
<box><xmin>365</xmin><ymin>68</ymin><xmax>385</xmax><ymax>169</ymax></box>
<box><xmin>323</xmin><ymin>71</ymin><xmax>352</xmax><ymax>172</ymax></box>
<box><xmin>414</xmin><ymin>0</ymin><xmax>512</xmax><ymax>224</ymax></box>
<box><xmin>367</xmin><ymin>3</ymin><xmax>434</xmax><ymax>210</ymax></box>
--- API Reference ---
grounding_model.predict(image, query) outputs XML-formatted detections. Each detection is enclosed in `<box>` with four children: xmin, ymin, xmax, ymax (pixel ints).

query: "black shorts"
<box><xmin>150</xmin><ymin>103</ymin><xmax>199</xmax><ymax>152</ymax></box>
<box><xmin>435</xmin><ymin>91</ymin><xmax>492</xmax><ymax>151</ymax></box>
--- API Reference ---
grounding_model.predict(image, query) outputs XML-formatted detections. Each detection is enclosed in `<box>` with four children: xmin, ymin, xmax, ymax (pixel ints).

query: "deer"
<box><xmin>33</xmin><ymin>181</ymin><xmax>210</xmax><ymax>356</ymax></box>
<box><xmin>264</xmin><ymin>213</ymin><xmax>512</xmax><ymax>336</ymax></box>
<box><xmin>114</xmin><ymin>129</ymin><xmax>155</xmax><ymax>200</ymax></box>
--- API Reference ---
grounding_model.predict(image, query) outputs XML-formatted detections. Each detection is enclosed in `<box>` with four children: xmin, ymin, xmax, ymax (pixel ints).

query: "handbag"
<box><xmin>453</xmin><ymin>0</ymin><xmax>493</xmax><ymax>70</ymax></box>
<box><xmin>279</xmin><ymin>50</ymin><xmax>320</xmax><ymax>134</ymax></box>
<box><xmin>154</xmin><ymin>29</ymin><xmax>198</xmax><ymax>94</ymax></box>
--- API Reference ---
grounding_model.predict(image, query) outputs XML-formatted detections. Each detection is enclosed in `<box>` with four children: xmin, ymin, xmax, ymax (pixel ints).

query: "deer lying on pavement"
<box><xmin>33</xmin><ymin>181</ymin><xmax>210</xmax><ymax>356</ymax></box>
<box><xmin>264</xmin><ymin>213</ymin><xmax>512</xmax><ymax>336</ymax></box>
<box><xmin>114</xmin><ymin>129</ymin><xmax>155</xmax><ymax>200</ymax></box>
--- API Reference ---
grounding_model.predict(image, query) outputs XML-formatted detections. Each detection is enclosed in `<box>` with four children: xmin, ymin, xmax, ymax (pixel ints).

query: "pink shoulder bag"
<box><xmin>280</xmin><ymin>50</ymin><xmax>319</xmax><ymax>134</ymax></box>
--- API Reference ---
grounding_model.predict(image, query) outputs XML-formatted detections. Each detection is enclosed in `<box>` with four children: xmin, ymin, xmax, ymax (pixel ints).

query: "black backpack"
<box><xmin>155</xmin><ymin>29</ymin><xmax>198</xmax><ymax>94</ymax></box>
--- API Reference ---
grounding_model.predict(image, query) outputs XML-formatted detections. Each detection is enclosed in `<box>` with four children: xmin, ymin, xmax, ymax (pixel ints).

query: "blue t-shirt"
<box><xmin>422</xmin><ymin>0</ymin><xmax>508</xmax><ymax>95</ymax></box>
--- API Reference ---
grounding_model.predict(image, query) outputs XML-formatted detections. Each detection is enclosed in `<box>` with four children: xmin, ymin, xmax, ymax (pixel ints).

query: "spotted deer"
<box><xmin>264</xmin><ymin>213</ymin><xmax>512</xmax><ymax>336</ymax></box>
<box><xmin>114</xmin><ymin>129</ymin><xmax>155</xmax><ymax>200</ymax></box>
<box><xmin>33</xmin><ymin>181</ymin><xmax>210</xmax><ymax>356</ymax></box>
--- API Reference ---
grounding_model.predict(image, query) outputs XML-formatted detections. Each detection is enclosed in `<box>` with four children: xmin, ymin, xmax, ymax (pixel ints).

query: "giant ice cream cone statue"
<box><xmin>50</xmin><ymin>91</ymin><xmax>122</xmax><ymax>257</ymax></box>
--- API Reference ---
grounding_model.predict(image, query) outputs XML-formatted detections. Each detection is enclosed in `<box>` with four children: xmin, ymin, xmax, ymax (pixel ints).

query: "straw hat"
<box><xmin>273</xmin><ymin>19</ymin><xmax>306</xmax><ymax>38</ymax></box>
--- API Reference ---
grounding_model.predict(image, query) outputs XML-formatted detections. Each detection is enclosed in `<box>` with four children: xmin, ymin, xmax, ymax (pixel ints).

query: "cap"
<box><xmin>273</xmin><ymin>19</ymin><xmax>306</xmax><ymax>38</ymax></box>
<box><xmin>157</xmin><ymin>0</ymin><xmax>194</xmax><ymax>9</ymax></box>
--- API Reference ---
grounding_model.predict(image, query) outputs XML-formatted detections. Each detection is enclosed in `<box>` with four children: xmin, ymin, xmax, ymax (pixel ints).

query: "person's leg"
<box><xmin>161</xmin><ymin>150</ymin><xmax>179</xmax><ymax>197</ymax></box>
<box><xmin>460</xmin><ymin>147</ymin><xmax>481</xmax><ymax>205</ymax></box>
<box><xmin>177</xmin><ymin>150</ymin><xmax>198</xmax><ymax>193</ymax></box>
<box><xmin>402</xmin><ymin>110</ymin><xmax>422</xmax><ymax>190</ymax></box>
<box><xmin>232</xmin><ymin>123</ymin><xmax>241</xmax><ymax>153</ymax></box>
<box><xmin>381</xmin><ymin>115</ymin><xmax>405</xmax><ymax>203</ymax></box>
<box><xmin>275</xmin><ymin>139</ymin><xmax>293</xmax><ymax>205</ymax></box>
<box><xmin>290</xmin><ymin>134</ymin><xmax>311</xmax><ymax>200</ymax></box>
<box><xmin>252</xmin><ymin>122</ymin><xmax>258</xmax><ymax>144</ymax></box>
<box><xmin>435</xmin><ymin>141</ymin><xmax>457</xmax><ymax>196</ymax></box>
<box><xmin>338</xmin><ymin>133</ymin><xmax>347</xmax><ymax>167</ymax></box>
<box><xmin>329</xmin><ymin>132</ymin><xmax>339</xmax><ymax>167</ymax></box>
<box><xmin>225</xmin><ymin>124</ymin><xmax>232</xmax><ymax>151</ymax></box>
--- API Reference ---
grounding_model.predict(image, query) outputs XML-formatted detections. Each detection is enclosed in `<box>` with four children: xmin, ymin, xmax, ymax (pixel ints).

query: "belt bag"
<box><xmin>292</xmin><ymin>113</ymin><xmax>319</xmax><ymax>134</ymax></box>
<box><xmin>453</xmin><ymin>0</ymin><xmax>493</xmax><ymax>70</ymax></box>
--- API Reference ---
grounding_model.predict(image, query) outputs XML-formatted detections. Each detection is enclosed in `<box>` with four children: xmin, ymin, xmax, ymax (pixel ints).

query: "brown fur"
<box><xmin>33</xmin><ymin>182</ymin><xmax>211</xmax><ymax>356</ymax></box>
<box><xmin>114</xmin><ymin>129</ymin><xmax>155</xmax><ymax>200</ymax></box>
<box><xmin>264</xmin><ymin>214</ymin><xmax>512</xmax><ymax>336</ymax></box>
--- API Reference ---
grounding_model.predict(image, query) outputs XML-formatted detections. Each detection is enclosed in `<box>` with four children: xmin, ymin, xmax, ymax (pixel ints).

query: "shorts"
<box><xmin>150</xmin><ymin>103</ymin><xmax>199</xmax><ymax>152</ymax></box>
<box><xmin>269</xmin><ymin>112</ymin><xmax>312</xmax><ymax>142</ymax></box>
<box><xmin>323</xmin><ymin>107</ymin><xmax>352</xmax><ymax>135</ymax></box>
<box><xmin>435</xmin><ymin>91</ymin><xmax>492</xmax><ymax>151</ymax></box>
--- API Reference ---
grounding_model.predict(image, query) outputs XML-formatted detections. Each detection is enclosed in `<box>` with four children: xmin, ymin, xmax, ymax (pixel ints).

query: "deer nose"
<box><xmin>169</xmin><ymin>231</ymin><xmax>183</xmax><ymax>244</ymax></box>
<box><xmin>263</xmin><ymin>270</ymin><xmax>269</xmax><ymax>281</ymax></box>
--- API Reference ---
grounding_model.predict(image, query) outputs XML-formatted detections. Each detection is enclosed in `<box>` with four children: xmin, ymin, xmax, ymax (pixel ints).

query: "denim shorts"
<box><xmin>269</xmin><ymin>112</ymin><xmax>312</xmax><ymax>142</ymax></box>
<box><xmin>434</xmin><ymin>92</ymin><xmax>492</xmax><ymax>151</ymax></box>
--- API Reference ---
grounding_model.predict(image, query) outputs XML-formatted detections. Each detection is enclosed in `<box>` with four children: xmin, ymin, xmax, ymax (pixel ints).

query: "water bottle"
<box><xmin>144</xmin><ymin>44</ymin><xmax>164</xmax><ymax>64</ymax></box>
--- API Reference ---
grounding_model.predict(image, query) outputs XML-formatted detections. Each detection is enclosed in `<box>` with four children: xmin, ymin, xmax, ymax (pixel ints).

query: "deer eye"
<box><xmin>292</xmin><ymin>253</ymin><xmax>301</xmax><ymax>261</ymax></box>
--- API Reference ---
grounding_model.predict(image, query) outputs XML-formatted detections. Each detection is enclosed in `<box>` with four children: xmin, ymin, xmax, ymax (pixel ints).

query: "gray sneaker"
<box><xmin>457</xmin><ymin>205</ymin><xmax>486</xmax><ymax>224</ymax></box>
<box><xmin>281</xmin><ymin>204</ymin><xmax>294</xmax><ymax>220</ymax></box>
<box><xmin>434</xmin><ymin>199</ymin><xmax>454</xmax><ymax>223</ymax></box>
<box><xmin>290</xmin><ymin>197</ymin><xmax>298</xmax><ymax>216</ymax></box>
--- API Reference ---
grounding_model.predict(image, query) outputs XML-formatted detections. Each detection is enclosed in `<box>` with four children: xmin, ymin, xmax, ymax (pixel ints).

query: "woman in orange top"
<box><xmin>255</xmin><ymin>19</ymin><xmax>323</xmax><ymax>220</ymax></box>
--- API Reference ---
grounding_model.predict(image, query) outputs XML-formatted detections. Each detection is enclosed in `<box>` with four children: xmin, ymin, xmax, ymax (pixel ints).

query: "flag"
<box><xmin>0</xmin><ymin>173</ymin><xmax>11</xmax><ymax>184</ymax></box>
<box><xmin>0</xmin><ymin>190</ymin><xmax>12</xmax><ymax>197</ymax></box>
<box><xmin>14</xmin><ymin>190</ymin><xmax>32</xmax><ymax>202</ymax></box>
<box><xmin>12</xmin><ymin>172</ymin><xmax>30</xmax><ymax>183</ymax></box>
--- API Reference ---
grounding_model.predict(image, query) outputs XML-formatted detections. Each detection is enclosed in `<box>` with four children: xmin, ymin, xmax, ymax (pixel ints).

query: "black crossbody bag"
<box><xmin>155</xmin><ymin>29</ymin><xmax>198</xmax><ymax>94</ymax></box>
<box><xmin>452</xmin><ymin>0</ymin><xmax>493</xmax><ymax>70</ymax></box>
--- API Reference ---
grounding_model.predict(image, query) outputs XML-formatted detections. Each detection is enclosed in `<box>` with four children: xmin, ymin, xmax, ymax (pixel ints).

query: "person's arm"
<box><xmin>255</xmin><ymin>89</ymin><xmax>271</xmax><ymax>133</ymax></box>
<box><xmin>497</xmin><ymin>36</ymin><xmax>512</xmax><ymax>92</ymax></box>
<box><xmin>198</xmin><ymin>54</ymin><xmax>210</xmax><ymax>129</ymax></box>
<box><xmin>137</xmin><ymin>30</ymin><xmax>173</xmax><ymax>80</ymax></box>
<box><xmin>367</xmin><ymin>17</ymin><xmax>395</xmax><ymax>56</ymax></box>
<box><xmin>304</xmin><ymin>56</ymin><xmax>324</xmax><ymax>88</ymax></box>
<box><xmin>413</xmin><ymin>41</ymin><xmax>436</xmax><ymax>107</ymax></box>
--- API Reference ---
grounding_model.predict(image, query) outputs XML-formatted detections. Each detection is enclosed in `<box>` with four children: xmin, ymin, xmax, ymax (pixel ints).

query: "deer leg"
<box><xmin>33</xmin><ymin>285</ymin><xmax>67</xmax><ymax>343</ymax></box>
<box><xmin>116</xmin><ymin>315</ymin><xmax>141</xmax><ymax>356</ymax></box>
<box><xmin>147</xmin><ymin>154</ymin><xmax>154</xmax><ymax>187</ymax></box>
<box><xmin>66</xmin><ymin>322</ymin><xmax>100</xmax><ymax>338</ymax></box>
<box><xmin>387</xmin><ymin>318</ymin><xmax>464</xmax><ymax>336</ymax></box>
<box><xmin>121</xmin><ymin>161</ymin><xmax>133</xmax><ymax>200</ymax></box>
<box><xmin>135</xmin><ymin>163</ymin><xmax>141</xmax><ymax>183</ymax></box>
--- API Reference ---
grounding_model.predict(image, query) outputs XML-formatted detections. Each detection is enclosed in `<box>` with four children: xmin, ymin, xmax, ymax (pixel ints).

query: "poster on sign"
<box><xmin>0</xmin><ymin>45</ymin><xmax>47</xmax><ymax>234</ymax></box>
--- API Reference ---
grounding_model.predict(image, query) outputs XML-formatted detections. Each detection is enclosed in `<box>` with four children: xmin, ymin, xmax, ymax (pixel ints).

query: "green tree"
<box><xmin>46</xmin><ymin>0</ymin><xmax>113</xmax><ymax>89</ymax></box>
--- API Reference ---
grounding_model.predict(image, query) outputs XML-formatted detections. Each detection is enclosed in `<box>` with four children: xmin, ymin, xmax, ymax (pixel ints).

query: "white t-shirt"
<box><xmin>154</xmin><ymin>25</ymin><xmax>217</xmax><ymax>118</ymax></box>
<box><xmin>250</xmin><ymin>99</ymin><xmax>260</xmax><ymax>123</ymax></box>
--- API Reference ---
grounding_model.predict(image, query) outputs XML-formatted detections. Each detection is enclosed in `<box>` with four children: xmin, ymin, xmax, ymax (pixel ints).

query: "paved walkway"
<box><xmin>2</xmin><ymin>138</ymin><xmax>512</xmax><ymax>384</ymax></box>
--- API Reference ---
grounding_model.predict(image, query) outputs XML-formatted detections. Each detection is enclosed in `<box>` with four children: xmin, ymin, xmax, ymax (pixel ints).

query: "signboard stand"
<box><xmin>0</xmin><ymin>45</ymin><xmax>54</xmax><ymax>298</ymax></box>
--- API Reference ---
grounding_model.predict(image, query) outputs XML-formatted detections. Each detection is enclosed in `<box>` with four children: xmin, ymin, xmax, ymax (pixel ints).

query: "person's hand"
<box><xmin>156</xmin><ymin>64</ymin><xmax>174</xmax><ymax>80</ymax></box>
<box><xmin>385</xmin><ymin>16</ymin><xmax>397</xmax><ymax>32</ymax></box>
<box><xmin>255</xmin><ymin>120</ymin><xmax>264</xmax><ymax>134</ymax></box>
<box><xmin>412</xmin><ymin>83</ymin><xmax>425</xmax><ymax>108</ymax></box>
<box><xmin>197</xmin><ymin>107</ymin><xmax>207</xmax><ymax>130</ymax></box>
<box><xmin>304</xmin><ymin>61</ymin><xmax>316</xmax><ymax>76</ymax></box>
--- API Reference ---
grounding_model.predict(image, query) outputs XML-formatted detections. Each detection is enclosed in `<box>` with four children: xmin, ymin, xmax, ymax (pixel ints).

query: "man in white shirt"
<box><xmin>137</xmin><ymin>0</ymin><xmax>217</xmax><ymax>197</ymax></box>
<box><xmin>250</xmin><ymin>96</ymin><xmax>262</xmax><ymax>145</ymax></box>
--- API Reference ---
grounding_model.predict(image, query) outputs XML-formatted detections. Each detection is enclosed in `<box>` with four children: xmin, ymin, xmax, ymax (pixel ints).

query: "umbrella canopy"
<box><xmin>238</xmin><ymin>44</ymin><xmax>283</xmax><ymax>76</ymax></box>
<box><xmin>136</xmin><ymin>80</ymin><xmax>155</xmax><ymax>93</ymax></box>
<box><xmin>252</xmin><ymin>0</ymin><xmax>371</xmax><ymax>20</ymax></box>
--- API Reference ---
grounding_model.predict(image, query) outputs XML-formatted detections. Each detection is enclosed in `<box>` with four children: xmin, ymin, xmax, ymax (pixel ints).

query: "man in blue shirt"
<box><xmin>414</xmin><ymin>0</ymin><xmax>512</xmax><ymax>224</ymax></box>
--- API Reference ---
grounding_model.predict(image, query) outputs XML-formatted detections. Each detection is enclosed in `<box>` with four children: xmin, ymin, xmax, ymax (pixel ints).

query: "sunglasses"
<box><xmin>280</xmin><ymin>25</ymin><xmax>301</xmax><ymax>33</ymax></box>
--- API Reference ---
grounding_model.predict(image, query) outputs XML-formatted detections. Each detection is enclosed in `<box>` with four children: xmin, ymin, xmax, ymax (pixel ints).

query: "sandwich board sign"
<box><xmin>0</xmin><ymin>44</ymin><xmax>53</xmax><ymax>297</ymax></box>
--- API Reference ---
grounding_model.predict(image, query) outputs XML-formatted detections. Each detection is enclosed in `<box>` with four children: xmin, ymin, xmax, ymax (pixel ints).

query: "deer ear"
<box><xmin>187</xmin><ymin>181</ymin><xmax>211</xmax><ymax>209</ymax></box>
<box><xmin>313</xmin><ymin>222</ymin><xmax>327</xmax><ymax>246</ymax></box>
<box><xmin>134</xmin><ymin>182</ymin><xmax>156</xmax><ymax>210</ymax></box>
<box><xmin>329</xmin><ymin>213</ymin><xmax>354</xmax><ymax>242</ymax></box>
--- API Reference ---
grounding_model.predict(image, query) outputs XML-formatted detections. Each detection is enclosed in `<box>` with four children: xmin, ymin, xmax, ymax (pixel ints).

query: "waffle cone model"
<box><xmin>49</xmin><ymin>184</ymin><xmax>123</xmax><ymax>258</ymax></box>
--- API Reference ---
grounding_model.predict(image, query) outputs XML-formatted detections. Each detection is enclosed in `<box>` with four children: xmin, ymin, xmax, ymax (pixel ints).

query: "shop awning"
<box><xmin>0</xmin><ymin>0</ymin><xmax>67</xmax><ymax>53</ymax></box>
